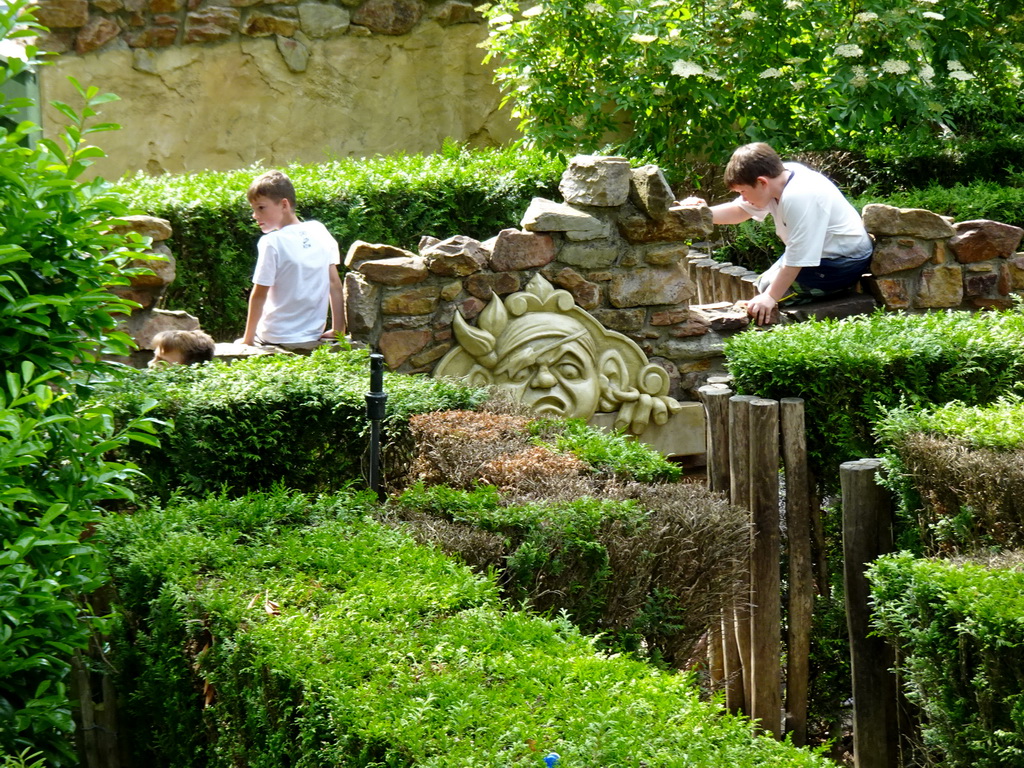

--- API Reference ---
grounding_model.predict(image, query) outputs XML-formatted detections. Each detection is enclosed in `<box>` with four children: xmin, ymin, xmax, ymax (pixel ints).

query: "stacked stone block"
<box><xmin>345</xmin><ymin>155</ymin><xmax>737</xmax><ymax>398</ymax></box>
<box><xmin>863</xmin><ymin>203</ymin><xmax>1024</xmax><ymax>310</ymax></box>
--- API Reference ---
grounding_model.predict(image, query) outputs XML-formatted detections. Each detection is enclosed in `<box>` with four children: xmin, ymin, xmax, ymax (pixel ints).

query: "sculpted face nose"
<box><xmin>530</xmin><ymin>366</ymin><xmax>557</xmax><ymax>388</ymax></box>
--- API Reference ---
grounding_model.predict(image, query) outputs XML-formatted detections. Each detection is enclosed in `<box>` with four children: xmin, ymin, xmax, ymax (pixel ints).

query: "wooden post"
<box><xmin>841</xmin><ymin>459</ymin><xmax>899</xmax><ymax>768</ymax></box>
<box><xmin>695</xmin><ymin>259</ymin><xmax>717</xmax><ymax>304</ymax></box>
<box><xmin>748</xmin><ymin>398</ymin><xmax>782</xmax><ymax>738</ymax></box>
<box><xmin>699</xmin><ymin>385</ymin><xmax>732</xmax><ymax>494</ymax></box>
<box><xmin>728</xmin><ymin>394</ymin><xmax>756</xmax><ymax>714</ymax></box>
<box><xmin>781</xmin><ymin>398</ymin><xmax>813</xmax><ymax>746</ymax></box>
<box><xmin>700</xmin><ymin>385</ymin><xmax>733</xmax><ymax>698</ymax></box>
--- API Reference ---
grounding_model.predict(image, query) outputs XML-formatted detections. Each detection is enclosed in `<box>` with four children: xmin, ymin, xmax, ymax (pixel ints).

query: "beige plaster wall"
<box><xmin>39</xmin><ymin>21</ymin><xmax>519</xmax><ymax>179</ymax></box>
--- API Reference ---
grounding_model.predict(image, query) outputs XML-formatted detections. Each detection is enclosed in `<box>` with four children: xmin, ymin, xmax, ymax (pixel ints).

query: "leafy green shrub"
<box><xmin>113</xmin><ymin>144</ymin><xmax>566</xmax><ymax>340</ymax></box>
<box><xmin>102</xmin><ymin>488</ymin><xmax>826</xmax><ymax>767</ymax></box>
<box><xmin>723</xmin><ymin>307</ymin><xmax>1024</xmax><ymax>488</ymax></box>
<box><xmin>869</xmin><ymin>552</ymin><xmax>1024</xmax><ymax>768</ymax></box>
<box><xmin>875</xmin><ymin>397</ymin><xmax>1024</xmax><ymax>554</ymax></box>
<box><xmin>388</xmin><ymin>480</ymin><xmax>749</xmax><ymax>665</ymax></box>
<box><xmin>95</xmin><ymin>347</ymin><xmax>487</xmax><ymax>497</ymax></box>
<box><xmin>0</xmin><ymin>2</ymin><xmax>158</xmax><ymax>761</ymax></box>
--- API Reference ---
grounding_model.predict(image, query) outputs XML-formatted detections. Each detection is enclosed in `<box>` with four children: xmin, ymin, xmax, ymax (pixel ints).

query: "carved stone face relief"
<box><xmin>433</xmin><ymin>274</ymin><xmax>682</xmax><ymax>434</ymax></box>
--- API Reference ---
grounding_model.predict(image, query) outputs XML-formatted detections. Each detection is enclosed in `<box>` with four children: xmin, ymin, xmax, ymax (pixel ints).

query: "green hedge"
<box><xmin>96</xmin><ymin>347</ymin><xmax>487</xmax><ymax>497</ymax></box>
<box><xmin>101</xmin><ymin>488</ymin><xmax>830</xmax><ymax>767</ymax></box>
<box><xmin>114</xmin><ymin>145</ymin><xmax>566</xmax><ymax>340</ymax></box>
<box><xmin>723</xmin><ymin>307</ymin><xmax>1024</xmax><ymax>488</ymax></box>
<box><xmin>869</xmin><ymin>552</ymin><xmax>1024</xmax><ymax>768</ymax></box>
<box><xmin>875</xmin><ymin>397</ymin><xmax>1024</xmax><ymax>554</ymax></box>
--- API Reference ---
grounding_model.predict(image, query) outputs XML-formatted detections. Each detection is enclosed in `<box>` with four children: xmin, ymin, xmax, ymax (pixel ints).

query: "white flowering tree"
<box><xmin>480</xmin><ymin>0</ymin><xmax>1024</xmax><ymax>168</ymax></box>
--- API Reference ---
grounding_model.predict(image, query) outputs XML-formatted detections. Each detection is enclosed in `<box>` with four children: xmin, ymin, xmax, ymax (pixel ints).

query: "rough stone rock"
<box><xmin>861</xmin><ymin>204</ymin><xmax>956</xmax><ymax>239</ymax></box>
<box><xmin>963</xmin><ymin>270</ymin><xmax>998</xmax><ymax>297</ymax></box>
<box><xmin>589</xmin><ymin>308</ymin><xmax>645</xmax><ymax>332</ymax></box>
<box><xmin>128</xmin><ymin>309</ymin><xmax>200</xmax><ymax>349</ymax></box>
<box><xmin>31</xmin><ymin>0</ymin><xmax>88</xmax><ymax>28</ymax></box>
<box><xmin>459</xmin><ymin>296</ymin><xmax>485</xmax><ymax>320</ymax></box>
<box><xmin>298</xmin><ymin>2</ymin><xmax>349</xmax><ymax>36</ymax></box>
<box><xmin>558</xmin><ymin>155</ymin><xmax>632</xmax><ymax>207</ymax></box>
<box><xmin>383</xmin><ymin>314</ymin><xmax>431</xmax><ymax>331</ymax></box>
<box><xmin>916</xmin><ymin>264</ymin><xmax>963</xmax><ymax>308</ymax></box>
<box><xmin>131</xmin><ymin>48</ymin><xmax>159</xmax><ymax>73</ymax></box>
<box><xmin>409</xmin><ymin>342</ymin><xmax>451</xmax><ymax>369</ymax></box>
<box><xmin>948</xmin><ymin>219</ymin><xmax>1024</xmax><ymax>263</ymax></box>
<box><xmin>381</xmin><ymin>285</ymin><xmax>440</xmax><ymax>315</ymax></box>
<box><xmin>418</xmin><ymin>235</ymin><xmax>441</xmax><ymax>252</ymax></box>
<box><xmin>35</xmin><ymin>30</ymin><xmax>74</xmax><ymax>53</ymax></box>
<box><xmin>276</xmin><ymin>33</ymin><xmax>310</xmax><ymax>72</ymax></box>
<box><xmin>125</xmin><ymin>26</ymin><xmax>178</xmax><ymax>47</ymax></box>
<box><xmin>556</xmin><ymin>239</ymin><xmax>619</xmax><ymax>269</ymax></box>
<box><xmin>93</xmin><ymin>0</ymin><xmax>122</xmax><ymax>11</ymax></box>
<box><xmin>344</xmin><ymin>272</ymin><xmax>380</xmax><ymax>335</ymax></box>
<box><xmin>1007</xmin><ymin>254</ymin><xmax>1024</xmax><ymax>291</ymax></box>
<box><xmin>242</xmin><ymin>12</ymin><xmax>297</xmax><ymax>36</ymax></box>
<box><xmin>643</xmin><ymin>243</ymin><xmax>688</xmax><ymax>266</ymax></box>
<box><xmin>629</xmin><ymin>164</ymin><xmax>675</xmax><ymax>222</ymax></box>
<box><xmin>184</xmin><ymin>7</ymin><xmax>240</xmax><ymax>41</ymax></box>
<box><xmin>430</xmin><ymin>0</ymin><xmax>480</xmax><ymax>25</ymax></box>
<box><xmin>521</xmin><ymin>197</ymin><xmax>609</xmax><ymax>241</ymax></box>
<box><xmin>870</xmin><ymin>237</ymin><xmax>932</xmax><ymax>276</ymax></box>
<box><xmin>551</xmin><ymin>267</ymin><xmax>600</xmax><ymax>310</ymax></box>
<box><xmin>488</xmin><ymin>229</ymin><xmax>555</xmax><ymax>271</ymax></box>
<box><xmin>109</xmin><ymin>286</ymin><xmax>155</xmax><ymax>309</ymax></box>
<box><xmin>422</xmin><ymin>235</ymin><xmax>487</xmax><ymax>276</ymax></box>
<box><xmin>464</xmin><ymin>271</ymin><xmax>520</xmax><ymax>300</ymax></box>
<box><xmin>866</xmin><ymin>276</ymin><xmax>912</xmax><ymax>309</ymax></box>
<box><xmin>110</xmin><ymin>215</ymin><xmax>173</xmax><ymax>241</ymax></box>
<box><xmin>357</xmin><ymin>255</ymin><xmax>428</xmax><ymax>285</ymax></box>
<box><xmin>609</xmin><ymin>264</ymin><xmax>693</xmax><ymax>308</ymax></box>
<box><xmin>76</xmin><ymin>17</ymin><xmax>121</xmax><ymax>53</ymax></box>
<box><xmin>351</xmin><ymin>0</ymin><xmax>422</xmax><ymax>34</ymax></box>
<box><xmin>379</xmin><ymin>328</ymin><xmax>430</xmax><ymax>368</ymax></box>
<box><xmin>128</xmin><ymin>245</ymin><xmax>176</xmax><ymax>287</ymax></box>
<box><xmin>150</xmin><ymin>0</ymin><xmax>182</xmax><ymax>12</ymax></box>
<box><xmin>671</xmin><ymin>318</ymin><xmax>716</xmax><ymax>337</ymax></box>
<box><xmin>439</xmin><ymin>280</ymin><xmax>462</xmax><ymax>301</ymax></box>
<box><xmin>345</xmin><ymin>240</ymin><xmax>416</xmax><ymax>270</ymax></box>
<box><xmin>649</xmin><ymin>307</ymin><xmax>689</xmax><ymax>326</ymax></box>
<box><xmin>618</xmin><ymin>202</ymin><xmax>713</xmax><ymax>244</ymax></box>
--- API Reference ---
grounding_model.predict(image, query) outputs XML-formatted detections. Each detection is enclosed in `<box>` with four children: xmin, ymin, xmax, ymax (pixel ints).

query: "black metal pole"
<box><xmin>365</xmin><ymin>353</ymin><xmax>387</xmax><ymax>500</ymax></box>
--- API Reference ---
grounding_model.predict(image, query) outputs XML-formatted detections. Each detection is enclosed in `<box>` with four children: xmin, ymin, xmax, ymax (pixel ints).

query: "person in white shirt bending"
<box><xmin>680</xmin><ymin>142</ymin><xmax>872</xmax><ymax>325</ymax></box>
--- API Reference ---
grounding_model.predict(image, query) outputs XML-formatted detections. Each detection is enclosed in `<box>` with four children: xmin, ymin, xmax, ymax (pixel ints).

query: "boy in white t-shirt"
<box><xmin>679</xmin><ymin>143</ymin><xmax>873</xmax><ymax>325</ymax></box>
<box><xmin>237</xmin><ymin>170</ymin><xmax>345</xmax><ymax>351</ymax></box>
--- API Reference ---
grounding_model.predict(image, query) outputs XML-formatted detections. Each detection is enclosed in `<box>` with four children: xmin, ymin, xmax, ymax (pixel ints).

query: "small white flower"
<box><xmin>791</xmin><ymin>79</ymin><xmax>807</xmax><ymax>90</ymax></box>
<box><xmin>922</xmin><ymin>11</ymin><xmax>944</xmax><ymax>20</ymax></box>
<box><xmin>855</xmin><ymin>11</ymin><xmax>878</xmax><ymax>22</ymax></box>
<box><xmin>739</xmin><ymin>9</ymin><xmax>758</xmax><ymax>20</ymax></box>
<box><xmin>949</xmin><ymin>69</ymin><xmax>975</xmax><ymax>80</ymax></box>
<box><xmin>671</xmin><ymin>60</ymin><xmax>705</xmax><ymax>78</ymax></box>
<box><xmin>630</xmin><ymin>33</ymin><xmax>658</xmax><ymax>44</ymax></box>
<box><xmin>705</xmin><ymin>69</ymin><xmax>724</xmax><ymax>80</ymax></box>
<box><xmin>786</xmin><ymin>56</ymin><xmax>808</xmax><ymax>65</ymax></box>
<box><xmin>908</xmin><ymin>39</ymin><xmax>924</xmax><ymax>50</ymax></box>
<box><xmin>522</xmin><ymin>5</ymin><xmax>544</xmax><ymax>16</ymax></box>
<box><xmin>491</xmin><ymin>13</ymin><xmax>514</xmax><ymax>24</ymax></box>
<box><xmin>584</xmin><ymin>2</ymin><xmax>604</xmax><ymax>12</ymax></box>
<box><xmin>668</xmin><ymin>28</ymin><xmax>681</xmax><ymax>38</ymax></box>
<box><xmin>920</xmin><ymin>64</ymin><xmax>935</xmax><ymax>82</ymax></box>
<box><xmin>881</xmin><ymin>59</ymin><xmax>912</xmax><ymax>74</ymax></box>
<box><xmin>947</xmin><ymin>59</ymin><xmax>965</xmax><ymax>71</ymax></box>
<box><xmin>650</xmin><ymin>0</ymin><xmax>669</xmax><ymax>6</ymax></box>
<box><xmin>835</xmin><ymin>44</ymin><xmax>864</xmax><ymax>58</ymax></box>
<box><xmin>851</xmin><ymin>74</ymin><xmax>869</xmax><ymax>88</ymax></box>
<box><xmin>759</xmin><ymin>67</ymin><xmax>783</xmax><ymax>79</ymax></box>
<box><xmin>784</xmin><ymin>0</ymin><xmax>802</xmax><ymax>9</ymax></box>
<box><xmin>852</xmin><ymin>65</ymin><xmax>866</xmax><ymax>77</ymax></box>
<box><xmin>570</xmin><ymin>114</ymin><xmax>587</xmax><ymax>129</ymax></box>
<box><xmin>653</xmin><ymin>85</ymin><xmax>666</xmax><ymax>95</ymax></box>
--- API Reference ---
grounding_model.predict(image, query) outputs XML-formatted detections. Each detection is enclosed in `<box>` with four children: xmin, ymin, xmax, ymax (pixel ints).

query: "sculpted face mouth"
<box><xmin>525</xmin><ymin>394</ymin><xmax>570</xmax><ymax>416</ymax></box>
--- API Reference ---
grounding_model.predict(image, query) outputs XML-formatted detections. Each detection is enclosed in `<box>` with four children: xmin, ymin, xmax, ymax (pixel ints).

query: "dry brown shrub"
<box><xmin>477</xmin><ymin>446</ymin><xmax>589</xmax><ymax>495</ymax></box>
<box><xmin>898</xmin><ymin>433</ymin><xmax>1024</xmax><ymax>554</ymax></box>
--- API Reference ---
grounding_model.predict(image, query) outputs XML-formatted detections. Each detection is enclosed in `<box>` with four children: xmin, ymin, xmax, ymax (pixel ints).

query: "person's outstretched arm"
<box><xmin>238</xmin><ymin>283</ymin><xmax>270</xmax><ymax>345</ymax></box>
<box><xmin>674</xmin><ymin>196</ymin><xmax>753</xmax><ymax>225</ymax></box>
<box><xmin>322</xmin><ymin>266</ymin><xmax>346</xmax><ymax>338</ymax></box>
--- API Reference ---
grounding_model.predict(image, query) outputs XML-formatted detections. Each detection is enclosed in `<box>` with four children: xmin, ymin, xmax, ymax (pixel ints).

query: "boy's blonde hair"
<box><xmin>724</xmin><ymin>142</ymin><xmax>785</xmax><ymax>188</ymax></box>
<box><xmin>247</xmin><ymin>170</ymin><xmax>297</xmax><ymax>208</ymax></box>
<box><xmin>152</xmin><ymin>329</ymin><xmax>216</xmax><ymax>365</ymax></box>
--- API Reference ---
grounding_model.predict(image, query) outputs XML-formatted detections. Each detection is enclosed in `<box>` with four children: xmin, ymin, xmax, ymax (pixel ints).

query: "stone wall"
<box><xmin>343</xmin><ymin>155</ymin><xmax>742</xmax><ymax>401</ymax></box>
<box><xmin>861</xmin><ymin>204</ymin><xmax>1024</xmax><ymax>310</ymax></box>
<box><xmin>31</xmin><ymin>0</ymin><xmax>518</xmax><ymax>177</ymax></box>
